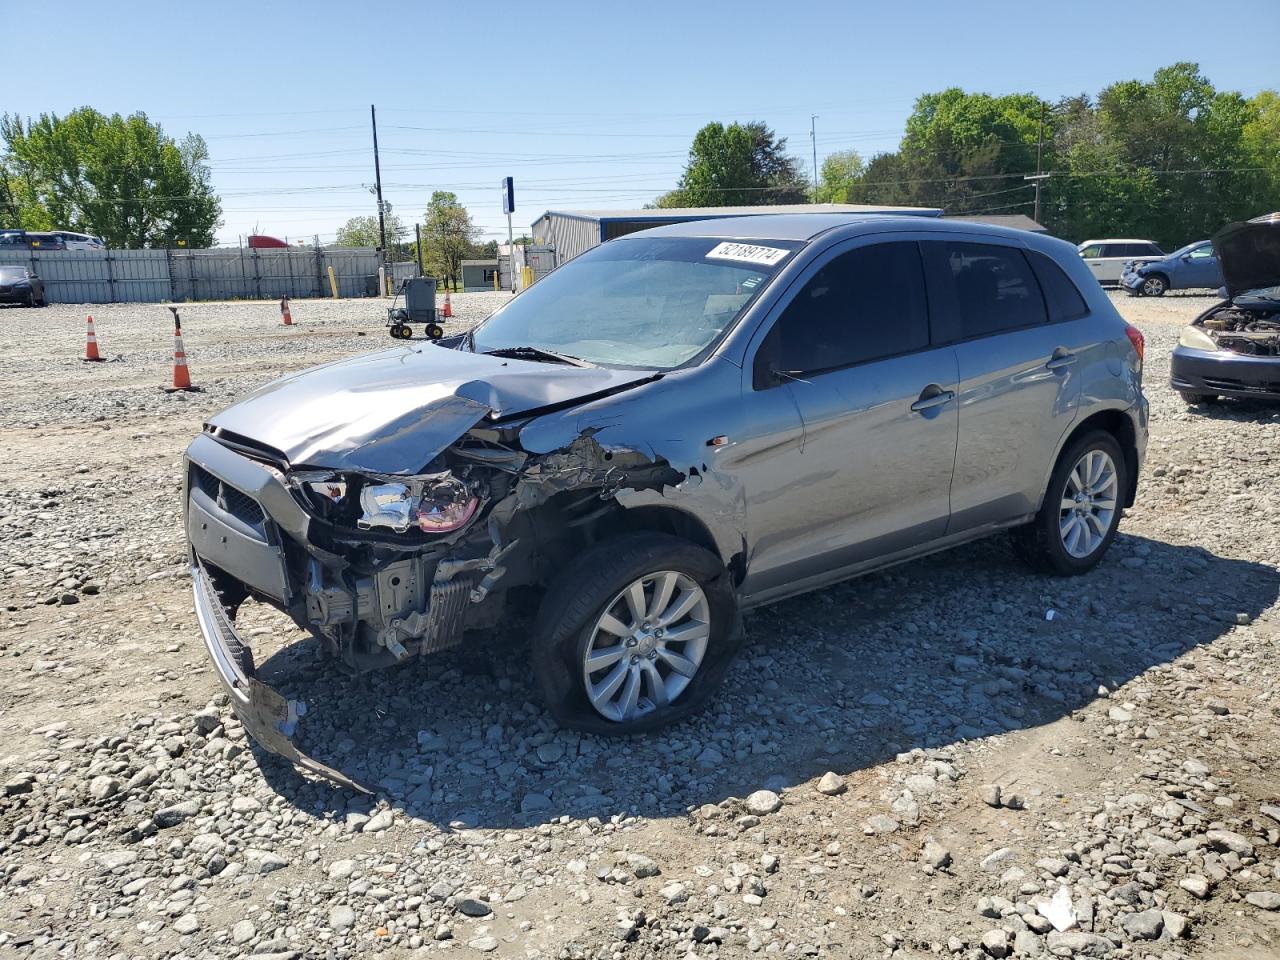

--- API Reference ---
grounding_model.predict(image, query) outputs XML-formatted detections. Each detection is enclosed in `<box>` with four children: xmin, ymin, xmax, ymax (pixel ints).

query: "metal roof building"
<box><xmin>531</xmin><ymin>203</ymin><xmax>944</xmax><ymax>266</ymax></box>
<box><xmin>944</xmin><ymin>213</ymin><xmax>1048</xmax><ymax>234</ymax></box>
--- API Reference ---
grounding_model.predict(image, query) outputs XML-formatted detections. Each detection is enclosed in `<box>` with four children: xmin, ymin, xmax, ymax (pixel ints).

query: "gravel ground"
<box><xmin>1</xmin><ymin>290</ymin><xmax>1278</xmax><ymax>960</ymax></box>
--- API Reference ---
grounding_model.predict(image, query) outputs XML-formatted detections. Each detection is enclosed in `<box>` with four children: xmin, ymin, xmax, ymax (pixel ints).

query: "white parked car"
<box><xmin>55</xmin><ymin>231</ymin><xmax>106</xmax><ymax>251</ymax></box>
<box><xmin>1077</xmin><ymin>239</ymin><xmax>1164</xmax><ymax>285</ymax></box>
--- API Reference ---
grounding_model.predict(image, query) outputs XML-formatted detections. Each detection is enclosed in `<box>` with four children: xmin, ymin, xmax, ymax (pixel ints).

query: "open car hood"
<box><xmin>1213</xmin><ymin>212</ymin><xmax>1280</xmax><ymax>298</ymax></box>
<box><xmin>207</xmin><ymin>343</ymin><xmax>656</xmax><ymax>475</ymax></box>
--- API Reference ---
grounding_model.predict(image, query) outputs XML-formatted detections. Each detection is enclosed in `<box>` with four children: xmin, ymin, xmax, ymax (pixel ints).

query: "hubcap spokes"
<box><xmin>1058</xmin><ymin>449</ymin><xmax>1119</xmax><ymax>558</ymax></box>
<box><xmin>583</xmin><ymin>570</ymin><xmax>710</xmax><ymax>722</ymax></box>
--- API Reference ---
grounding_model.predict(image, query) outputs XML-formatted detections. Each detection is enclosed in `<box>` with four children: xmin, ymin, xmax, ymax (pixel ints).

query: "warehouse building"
<box><xmin>530</xmin><ymin>203</ymin><xmax>945</xmax><ymax>267</ymax></box>
<box><xmin>524</xmin><ymin>204</ymin><xmax>1044</xmax><ymax>268</ymax></box>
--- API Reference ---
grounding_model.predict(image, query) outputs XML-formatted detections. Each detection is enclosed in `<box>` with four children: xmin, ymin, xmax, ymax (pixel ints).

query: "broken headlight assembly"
<box><xmin>298</xmin><ymin>472</ymin><xmax>480</xmax><ymax>535</ymax></box>
<box><xmin>356</xmin><ymin>475</ymin><xmax>478</xmax><ymax>534</ymax></box>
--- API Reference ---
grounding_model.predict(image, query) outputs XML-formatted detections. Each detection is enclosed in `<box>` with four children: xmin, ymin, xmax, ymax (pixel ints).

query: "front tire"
<box><xmin>1178</xmin><ymin>390</ymin><xmax>1216</xmax><ymax>405</ymax></box>
<box><xmin>1140</xmin><ymin>275</ymin><xmax>1167</xmax><ymax>297</ymax></box>
<box><xmin>532</xmin><ymin>532</ymin><xmax>741</xmax><ymax>736</ymax></box>
<box><xmin>1014</xmin><ymin>430</ymin><xmax>1127</xmax><ymax>576</ymax></box>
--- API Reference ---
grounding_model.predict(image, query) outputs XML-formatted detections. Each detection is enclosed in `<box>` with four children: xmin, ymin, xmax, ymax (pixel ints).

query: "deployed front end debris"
<box><xmin>185</xmin><ymin>397</ymin><xmax>687</xmax><ymax>789</ymax></box>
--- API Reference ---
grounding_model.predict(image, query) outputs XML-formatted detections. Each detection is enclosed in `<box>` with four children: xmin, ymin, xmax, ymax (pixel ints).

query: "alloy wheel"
<box><xmin>582</xmin><ymin>570</ymin><xmax>710</xmax><ymax>722</ymax></box>
<box><xmin>1058</xmin><ymin>449</ymin><xmax>1119</xmax><ymax>558</ymax></box>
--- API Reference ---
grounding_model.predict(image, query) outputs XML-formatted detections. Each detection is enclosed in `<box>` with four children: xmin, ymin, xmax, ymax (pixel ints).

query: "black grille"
<box><xmin>1202</xmin><ymin>377</ymin><xmax>1280</xmax><ymax>394</ymax></box>
<box><xmin>190</xmin><ymin>464</ymin><xmax>266</xmax><ymax>527</ymax></box>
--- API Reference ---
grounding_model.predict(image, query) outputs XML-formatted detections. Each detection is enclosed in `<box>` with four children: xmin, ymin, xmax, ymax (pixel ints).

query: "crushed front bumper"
<box><xmin>191</xmin><ymin>557</ymin><xmax>372</xmax><ymax>793</ymax></box>
<box><xmin>1170</xmin><ymin>344</ymin><xmax>1280</xmax><ymax>400</ymax></box>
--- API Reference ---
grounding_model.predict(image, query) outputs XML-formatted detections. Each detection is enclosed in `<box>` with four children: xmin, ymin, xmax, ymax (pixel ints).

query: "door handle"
<box><xmin>1046</xmin><ymin>351</ymin><xmax>1077</xmax><ymax>371</ymax></box>
<box><xmin>910</xmin><ymin>388</ymin><xmax>955</xmax><ymax>413</ymax></box>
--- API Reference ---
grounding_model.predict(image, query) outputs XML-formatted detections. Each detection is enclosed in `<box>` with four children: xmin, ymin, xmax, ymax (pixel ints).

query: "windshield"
<box><xmin>469</xmin><ymin>236</ymin><xmax>800</xmax><ymax>369</ymax></box>
<box><xmin>0</xmin><ymin>267</ymin><xmax>26</xmax><ymax>281</ymax></box>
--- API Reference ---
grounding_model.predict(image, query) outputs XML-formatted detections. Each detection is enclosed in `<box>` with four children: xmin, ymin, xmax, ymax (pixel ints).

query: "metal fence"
<box><xmin>0</xmin><ymin>246</ymin><xmax>421</xmax><ymax>304</ymax></box>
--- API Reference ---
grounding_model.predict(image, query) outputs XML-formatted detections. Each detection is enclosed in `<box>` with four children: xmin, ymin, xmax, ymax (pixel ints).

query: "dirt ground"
<box><xmin>0</xmin><ymin>289</ymin><xmax>1277</xmax><ymax>960</ymax></box>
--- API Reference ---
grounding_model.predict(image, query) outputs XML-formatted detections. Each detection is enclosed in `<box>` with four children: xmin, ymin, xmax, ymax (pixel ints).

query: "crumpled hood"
<box><xmin>1213</xmin><ymin>212</ymin><xmax>1280</xmax><ymax>298</ymax></box>
<box><xmin>207</xmin><ymin>343</ymin><xmax>657</xmax><ymax>475</ymax></box>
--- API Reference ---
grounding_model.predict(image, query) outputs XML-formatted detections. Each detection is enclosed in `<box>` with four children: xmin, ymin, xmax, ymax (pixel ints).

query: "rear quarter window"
<box><xmin>1028</xmin><ymin>251</ymin><xmax>1089</xmax><ymax>323</ymax></box>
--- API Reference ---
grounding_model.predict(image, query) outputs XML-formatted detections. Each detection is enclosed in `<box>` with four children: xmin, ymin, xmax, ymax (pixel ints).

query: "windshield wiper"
<box><xmin>482</xmin><ymin>345</ymin><xmax>596</xmax><ymax>368</ymax></box>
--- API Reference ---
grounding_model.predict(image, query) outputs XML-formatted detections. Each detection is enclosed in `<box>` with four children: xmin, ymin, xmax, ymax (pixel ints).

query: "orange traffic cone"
<box><xmin>164</xmin><ymin>306</ymin><xmax>199</xmax><ymax>392</ymax></box>
<box><xmin>83</xmin><ymin>314</ymin><xmax>104</xmax><ymax>362</ymax></box>
<box><xmin>280</xmin><ymin>296</ymin><xmax>293</xmax><ymax>326</ymax></box>
<box><xmin>442</xmin><ymin>290</ymin><xmax>453</xmax><ymax>318</ymax></box>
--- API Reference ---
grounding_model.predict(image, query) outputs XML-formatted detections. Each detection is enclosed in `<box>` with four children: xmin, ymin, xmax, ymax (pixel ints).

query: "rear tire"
<box><xmin>1178</xmin><ymin>390</ymin><xmax>1216</xmax><ymax>405</ymax></box>
<box><xmin>1013</xmin><ymin>430</ymin><xmax>1127</xmax><ymax>576</ymax></box>
<box><xmin>531</xmin><ymin>532</ymin><xmax>741</xmax><ymax>736</ymax></box>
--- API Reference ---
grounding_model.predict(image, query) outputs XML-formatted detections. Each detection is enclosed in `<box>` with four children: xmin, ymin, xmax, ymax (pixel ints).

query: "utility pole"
<box><xmin>415</xmin><ymin>223</ymin><xmax>424</xmax><ymax>277</ymax></box>
<box><xmin>371</xmin><ymin>104</ymin><xmax>387</xmax><ymax>272</ymax></box>
<box><xmin>1030</xmin><ymin>102</ymin><xmax>1047</xmax><ymax>224</ymax></box>
<box><xmin>810</xmin><ymin>114</ymin><xmax>819</xmax><ymax>200</ymax></box>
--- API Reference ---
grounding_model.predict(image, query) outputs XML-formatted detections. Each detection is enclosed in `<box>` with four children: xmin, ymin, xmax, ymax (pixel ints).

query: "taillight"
<box><xmin>1124</xmin><ymin>324</ymin><xmax>1145</xmax><ymax>367</ymax></box>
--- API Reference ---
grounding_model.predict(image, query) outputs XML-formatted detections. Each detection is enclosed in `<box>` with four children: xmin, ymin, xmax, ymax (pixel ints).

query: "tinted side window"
<box><xmin>931</xmin><ymin>242</ymin><xmax>1047</xmax><ymax>338</ymax></box>
<box><xmin>765</xmin><ymin>242</ymin><xmax>929</xmax><ymax>379</ymax></box>
<box><xmin>1028</xmin><ymin>251</ymin><xmax>1089</xmax><ymax>323</ymax></box>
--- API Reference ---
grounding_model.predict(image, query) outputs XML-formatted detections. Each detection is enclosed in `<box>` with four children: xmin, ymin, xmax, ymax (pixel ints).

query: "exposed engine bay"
<box><xmin>1201</xmin><ymin>304</ymin><xmax>1280</xmax><ymax>357</ymax></box>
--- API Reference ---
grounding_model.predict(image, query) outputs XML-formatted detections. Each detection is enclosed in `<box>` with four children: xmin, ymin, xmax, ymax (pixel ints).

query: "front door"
<box><xmin>738</xmin><ymin>239</ymin><xmax>959</xmax><ymax>601</ymax></box>
<box><xmin>1181</xmin><ymin>243</ymin><xmax>1221</xmax><ymax>289</ymax></box>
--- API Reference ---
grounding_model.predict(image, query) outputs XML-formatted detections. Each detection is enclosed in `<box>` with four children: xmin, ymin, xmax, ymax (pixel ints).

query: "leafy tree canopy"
<box><xmin>658</xmin><ymin>121</ymin><xmax>809</xmax><ymax>208</ymax></box>
<box><xmin>808</xmin><ymin>63</ymin><xmax>1278</xmax><ymax>247</ymax></box>
<box><xmin>0</xmin><ymin>108</ymin><xmax>221</xmax><ymax>247</ymax></box>
<box><xmin>334</xmin><ymin>213</ymin><xmax>407</xmax><ymax>249</ymax></box>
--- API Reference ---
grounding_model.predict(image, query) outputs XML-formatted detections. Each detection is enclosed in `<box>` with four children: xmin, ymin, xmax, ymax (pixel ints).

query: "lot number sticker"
<box><xmin>706</xmin><ymin>242</ymin><xmax>789</xmax><ymax>266</ymax></box>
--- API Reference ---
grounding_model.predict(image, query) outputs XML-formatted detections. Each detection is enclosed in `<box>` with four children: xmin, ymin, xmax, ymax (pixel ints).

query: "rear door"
<box><xmin>924</xmin><ymin>239</ymin><xmax>1087</xmax><ymax>532</ymax></box>
<box><xmin>739</xmin><ymin>238</ymin><xmax>959</xmax><ymax>599</ymax></box>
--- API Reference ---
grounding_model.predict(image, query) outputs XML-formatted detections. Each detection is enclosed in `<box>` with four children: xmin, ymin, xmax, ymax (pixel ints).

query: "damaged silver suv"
<box><xmin>187</xmin><ymin>214</ymin><xmax>1148</xmax><ymax>788</ymax></box>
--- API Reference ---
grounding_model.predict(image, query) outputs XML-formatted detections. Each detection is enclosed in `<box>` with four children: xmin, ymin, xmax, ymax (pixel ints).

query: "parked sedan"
<box><xmin>1121</xmin><ymin>240</ymin><xmax>1223</xmax><ymax>297</ymax></box>
<box><xmin>0</xmin><ymin>266</ymin><xmax>46</xmax><ymax>306</ymax></box>
<box><xmin>185</xmin><ymin>214</ymin><xmax>1147</xmax><ymax>790</ymax></box>
<box><xmin>1170</xmin><ymin>213</ymin><xmax>1280</xmax><ymax>404</ymax></box>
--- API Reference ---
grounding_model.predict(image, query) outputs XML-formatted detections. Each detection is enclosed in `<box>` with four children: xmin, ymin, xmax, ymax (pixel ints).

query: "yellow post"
<box><xmin>493</xmin><ymin>268</ymin><xmax>499</xmax><ymax>291</ymax></box>
<box><xmin>327</xmin><ymin>265</ymin><xmax>339</xmax><ymax>299</ymax></box>
<box><xmin>521</xmin><ymin>266</ymin><xmax>534</xmax><ymax>289</ymax></box>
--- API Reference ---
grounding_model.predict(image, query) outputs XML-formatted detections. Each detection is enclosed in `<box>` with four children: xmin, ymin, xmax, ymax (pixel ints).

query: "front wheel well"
<box><xmin>1057</xmin><ymin>410</ymin><xmax>1139</xmax><ymax>507</ymax></box>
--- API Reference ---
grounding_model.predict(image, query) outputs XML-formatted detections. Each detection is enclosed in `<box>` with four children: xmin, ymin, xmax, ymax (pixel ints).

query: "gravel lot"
<box><xmin>1</xmin><ymin>290</ymin><xmax>1278</xmax><ymax>960</ymax></box>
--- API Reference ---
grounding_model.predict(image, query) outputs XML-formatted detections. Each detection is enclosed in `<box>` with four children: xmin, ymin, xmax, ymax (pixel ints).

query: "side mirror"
<box><xmin>1217</xmin><ymin>286</ymin><xmax>1229</xmax><ymax>300</ymax></box>
<box><xmin>1180</xmin><ymin>254</ymin><xmax>1192</xmax><ymax>262</ymax></box>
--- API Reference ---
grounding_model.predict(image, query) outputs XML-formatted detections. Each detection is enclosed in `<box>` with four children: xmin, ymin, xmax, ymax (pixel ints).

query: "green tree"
<box><xmin>658</xmin><ymin>121</ymin><xmax>807</xmax><ymax>207</ymax></box>
<box><xmin>1046</xmin><ymin>63</ymin><xmax>1276</xmax><ymax>245</ymax></box>
<box><xmin>416</xmin><ymin>191</ymin><xmax>480</xmax><ymax>289</ymax></box>
<box><xmin>0</xmin><ymin>108</ymin><xmax>221</xmax><ymax>247</ymax></box>
<box><xmin>334</xmin><ymin>213</ymin><xmax>407</xmax><ymax>249</ymax></box>
<box><xmin>814</xmin><ymin>150</ymin><xmax>865</xmax><ymax>202</ymax></box>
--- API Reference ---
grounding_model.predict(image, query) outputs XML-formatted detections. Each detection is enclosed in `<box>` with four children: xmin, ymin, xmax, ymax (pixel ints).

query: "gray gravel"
<box><xmin>1</xmin><ymin>290</ymin><xmax>1278</xmax><ymax>958</ymax></box>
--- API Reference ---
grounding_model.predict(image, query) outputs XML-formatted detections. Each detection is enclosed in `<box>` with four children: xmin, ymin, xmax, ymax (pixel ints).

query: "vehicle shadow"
<box><xmin>249</xmin><ymin>532</ymin><xmax>1278</xmax><ymax>828</ymax></box>
<box><xmin>1183</xmin><ymin>397</ymin><xmax>1280</xmax><ymax>421</ymax></box>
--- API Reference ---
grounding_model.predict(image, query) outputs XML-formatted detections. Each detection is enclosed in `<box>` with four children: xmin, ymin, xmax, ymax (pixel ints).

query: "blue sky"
<box><xmin>10</xmin><ymin>0</ymin><xmax>1278</xmax><ymax>246</ymax></box>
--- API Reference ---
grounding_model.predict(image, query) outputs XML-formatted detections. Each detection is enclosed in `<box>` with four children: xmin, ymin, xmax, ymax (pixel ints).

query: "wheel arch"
<box><xmin>1047</xmin><ymin>408</ymin><xmax>1140</xmax><ymax>509</ymax></box>
<box><xmin>591</xmin><ymin>502</ymin><xmax>742</xmax><ymax>583</ymax></box>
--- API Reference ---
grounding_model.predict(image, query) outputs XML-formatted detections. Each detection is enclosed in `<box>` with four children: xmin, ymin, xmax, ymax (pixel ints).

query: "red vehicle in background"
<box><xmin>247</xmin><ymin>235</ymin><xmax>288</xmax><ymax>249</ymax></box>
